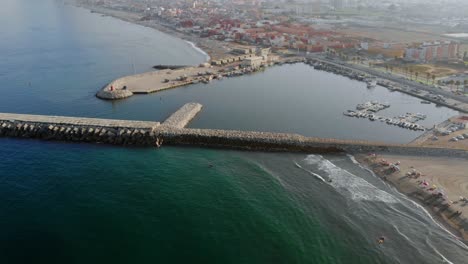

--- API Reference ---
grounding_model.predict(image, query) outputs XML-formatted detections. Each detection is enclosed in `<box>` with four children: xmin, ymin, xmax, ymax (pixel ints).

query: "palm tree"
<box><xmin>455</xmin><ymin>80</ymin><xmax>461</xmax><ymax>92</ymax></box>
<box><xmin>448</xmin><ymin>80</ymin><xmax>455</xmax><ymax>91</ymax></box>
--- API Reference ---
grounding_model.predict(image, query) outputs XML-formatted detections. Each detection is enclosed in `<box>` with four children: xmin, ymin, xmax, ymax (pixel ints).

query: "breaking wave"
<box><xmin>304</xmin><ymin>155</ymin><xmax>397</xmax><ymax>203</ymax></box>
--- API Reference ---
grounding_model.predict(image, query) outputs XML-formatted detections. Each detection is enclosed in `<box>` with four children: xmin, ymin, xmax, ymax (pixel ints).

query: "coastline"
<box><xmin>72</xmin><ymin>1</ymin><xmax>468</xmax><ymax>246</ymax></box>
<box><xmin>185</xmin><ymin>40</ymin><xmax>211</xmax><ymax>62</ymax></box>
<box><xmin>356</xmin><ymin>154</ymin><xmax>468</xmax><ymax>244</ymax></box>
<box><xmin>73</xmin><ymin>3</ymin><xmax>224</xmax><ymax>62</ymax></box>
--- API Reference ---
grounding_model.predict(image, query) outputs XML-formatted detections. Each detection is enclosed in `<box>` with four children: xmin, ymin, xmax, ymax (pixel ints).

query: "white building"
<box><xmin>242</xmin><ymin>56</ymin><xmax>264</xmax><ymax>68</ymax></box>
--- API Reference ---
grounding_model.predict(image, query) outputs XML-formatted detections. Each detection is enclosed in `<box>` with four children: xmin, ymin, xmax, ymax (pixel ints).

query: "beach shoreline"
<box><xmin>356</xmin><ymin>154</ymin><xmax>468</xmax><ymax>244</ymax></box>
<box><xmin>72</xmin><ymin>3</ymin><xmax>230</xmax><ymax>62</ymax></box>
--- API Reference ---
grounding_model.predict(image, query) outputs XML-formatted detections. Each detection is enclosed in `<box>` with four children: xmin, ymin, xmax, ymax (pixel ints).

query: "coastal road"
<box><xmin>308</xmin><ymin>55</ymin><xmax>468</xmax><ymax>105</ymax></box>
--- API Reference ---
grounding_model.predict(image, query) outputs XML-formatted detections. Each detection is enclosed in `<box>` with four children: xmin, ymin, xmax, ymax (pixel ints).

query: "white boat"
<box><xmin>367</xmin><ymin>80</ymin><xmax>377</xmax><ymax>88</ymax></box>
<box><xmin>343</xmin><ymin>111</ymin><xmax>356</xmax><ymax>117</ymax></box>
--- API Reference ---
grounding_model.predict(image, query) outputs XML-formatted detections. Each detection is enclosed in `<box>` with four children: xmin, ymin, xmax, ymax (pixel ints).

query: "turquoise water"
<box><xmin>1</xmin><ymin>1</ymin><xmax>467</xmax><ymax>263</ymax></box>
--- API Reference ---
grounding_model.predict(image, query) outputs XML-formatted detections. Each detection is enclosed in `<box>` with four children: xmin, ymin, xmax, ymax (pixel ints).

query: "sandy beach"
<box><xmin>357</xmin><ymin>153</ymin><xmax>468</xmax><ymax>242</ymax></box>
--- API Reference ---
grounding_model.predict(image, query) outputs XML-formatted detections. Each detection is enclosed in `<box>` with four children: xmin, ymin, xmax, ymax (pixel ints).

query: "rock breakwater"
<box><xmin>1</xmin><ymin>111</ymin><xmax>468</xmax><ymax>156</ymax></box>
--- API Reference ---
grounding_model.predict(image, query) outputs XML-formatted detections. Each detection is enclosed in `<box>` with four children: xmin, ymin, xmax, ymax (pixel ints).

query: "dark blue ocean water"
<box><xmin>1</xmin><ymin>1</ymin><xmax>467</xmax><ymax>263</ymax></box>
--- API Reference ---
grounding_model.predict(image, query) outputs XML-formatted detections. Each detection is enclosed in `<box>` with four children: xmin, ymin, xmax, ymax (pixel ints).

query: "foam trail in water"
<box><xmin>294</xmin><ymin>162</ymin><xmax>326</xmax><ymax>183</ymax></box>
<box><xmin>427</xmin><ymin>240</ymin><xmax>454</xmax><ymax>264</ymax></box>
<box><xmin>304</xmin><ymin>155</ymin><xmax>397</xmax><ymax>203</ymax></box>
<box><xmin>185</xmin><ymin>40</ymin><xmax>210</xmax><ymax>62</ymax></box>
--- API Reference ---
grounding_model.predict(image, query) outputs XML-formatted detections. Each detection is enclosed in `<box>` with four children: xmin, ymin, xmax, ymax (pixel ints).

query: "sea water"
<box><xmin>0</xmin><ymin>1</ymin><xmax>467</xmax><ymax>263</ymax></box>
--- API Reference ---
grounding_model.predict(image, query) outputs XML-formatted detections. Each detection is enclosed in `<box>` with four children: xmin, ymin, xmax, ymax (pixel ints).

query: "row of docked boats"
<box><xmin>356</xmin><ymin>101</ymin><xmax>390</xmax><ymax>112</ymax></box>
<box><xmin>344</xmin><ymin>110</ymin><xmax>426</xmax><ymax>131</ymax></box>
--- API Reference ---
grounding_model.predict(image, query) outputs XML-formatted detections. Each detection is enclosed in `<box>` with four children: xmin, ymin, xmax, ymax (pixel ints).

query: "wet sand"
<box><xmin>357</xmin><ymin>154</ymin><xmax>468</xmax><ymax>242</ymax></box>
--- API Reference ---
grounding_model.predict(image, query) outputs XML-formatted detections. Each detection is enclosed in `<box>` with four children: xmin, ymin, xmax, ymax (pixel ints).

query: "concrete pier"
<box><xmin>96</xmin><ymin>66</ymin><xmax>211</xmax><ymax>99</ymax></box>
<box><xmin>162</xmin><ymin>103</ymin><xmax>203</xmax><ymax>128</ymax></box>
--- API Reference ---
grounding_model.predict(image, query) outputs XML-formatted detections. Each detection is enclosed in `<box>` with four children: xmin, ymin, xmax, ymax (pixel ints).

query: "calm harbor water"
<box><xmin>1</xmin><ymin>0</ymin><xmax>467</xmax><ymax>263</ymax></box>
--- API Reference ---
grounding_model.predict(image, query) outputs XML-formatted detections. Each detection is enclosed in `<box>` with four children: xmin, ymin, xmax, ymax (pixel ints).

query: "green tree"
<box><xmin>432</xmin><ymin>74</ymin><xmax>436</xmax><ymax>85</ymax></box>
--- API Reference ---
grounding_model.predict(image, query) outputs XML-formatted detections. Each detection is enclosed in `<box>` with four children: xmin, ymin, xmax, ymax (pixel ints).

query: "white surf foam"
<box><xmin>346</xmin><ymin>154</ymin><xmax>360</xmax><ymax>165</ymax></box>
<box><xmin>304</xmin><ymin>155</ymin><xmax>397</xmax><ymax>203</ymax></box>
<box><xmin>185</xmin><ymin>40</ymin><xmax>210</xmax><ymax>62</ymax></box>
<box><xmin>294</xmin><ymin>162</ymin><xmax>326</xmax><ymax>183</ymax></box>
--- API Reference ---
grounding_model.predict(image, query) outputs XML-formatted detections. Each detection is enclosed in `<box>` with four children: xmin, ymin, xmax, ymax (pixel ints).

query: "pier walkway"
<box><xmin>1</xmin><ymin>103</ymin><xmax>468</xmax><ymax>157</ymax></box>
<box><xmin>0</xmin><ymin>113</ymin><xmax>161</xmax><ymax>129</ymax></box>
